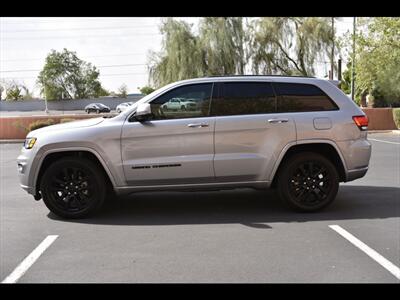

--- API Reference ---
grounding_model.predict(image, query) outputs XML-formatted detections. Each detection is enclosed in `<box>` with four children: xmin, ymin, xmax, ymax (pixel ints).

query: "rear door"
<box><xmin>211</xmin><ymin>81</ymin><xmax>296</xmax><ymax>182</ymax></box>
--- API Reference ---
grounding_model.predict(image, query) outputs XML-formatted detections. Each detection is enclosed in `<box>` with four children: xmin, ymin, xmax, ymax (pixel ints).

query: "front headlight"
<box><xmin>24</xmin><ymin>137</ymin><xmax>37</xmax><ymax>149</ymax></box>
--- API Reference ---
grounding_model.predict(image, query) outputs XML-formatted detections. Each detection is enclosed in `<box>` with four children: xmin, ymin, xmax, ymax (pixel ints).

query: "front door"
<box><xmin>121</xmin><ymin>83</ymin><xmax>216</xmax><ymax>186</ymax></box>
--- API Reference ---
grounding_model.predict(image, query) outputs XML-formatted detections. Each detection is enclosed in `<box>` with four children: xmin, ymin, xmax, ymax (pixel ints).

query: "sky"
<box><xmin>0</xmin><ymin>17</ymin><xmax>355</xmax><ymax>98</ymax></box>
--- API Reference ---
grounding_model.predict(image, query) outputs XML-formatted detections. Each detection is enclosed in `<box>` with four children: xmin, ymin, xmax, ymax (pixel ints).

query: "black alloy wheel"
<box><xmin>277</xmin><ymin>152</ymin><xmax>339</xmax><ymax>212</ymax></box>
<box><xmin>40</xmin><ymin>157</ymin><xmax>106</xmax><ymax>219</ymax></box>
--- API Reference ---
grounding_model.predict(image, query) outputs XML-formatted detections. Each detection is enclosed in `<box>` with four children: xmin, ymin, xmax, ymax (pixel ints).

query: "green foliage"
<box><xmin>393</xmin><ymin>108</ymin><xmax>400</xmax><ymax>129</ymax></box>
<box><xmin>199</xmin><ymin>17</ymin><xmax>246</xmax><ymax>75</ymax></box>
<box><xmin>149</xmin><ymin>18</ymin><xmax>206</xmax><ymax>88</ymax></box>
<box><xmin>149</xmin><ymin>17</ymin><xmax>335</xmax><ymax>88</ymax></box>
<box><xmin>37</xmin><ymin>48</ymin><xmax>105</xmax><ymax>100</ymax></box>
<box><xmin>1</xmin><ymin>80</ymin><xmax>34</xmax><ymax>101</ymax></box>
<box><xmin>27</xmin><ymin>119</ymin><xmax>56</xmax><ymax>132</ymax></box>
<box><xmin>117</xmin><ymin>84</ymin><xmax>128</xmax><ymax>98</ymax></box>
<box><xmin>355</xmin><ymin>17</ymin><xmax>400</xmax><ymax>106</ymax></box>
<box><xmin>6</xmin><ymin>84</ymin><xmax>23</xmax><ymax>101</ymax></box>
<box><xmin>248</xmin><ymin>17</ymin><xmax>334</xmax><ymax>76</ymax></box>
<box><xmin>96</xmin><ymin>87</ymin><xmax>110</xmax><ymax>97</ymax></box>
<box><xmin>139</xmin><ymin>86</ymin><xmax>155</xmax><ymax>95</ymax></box>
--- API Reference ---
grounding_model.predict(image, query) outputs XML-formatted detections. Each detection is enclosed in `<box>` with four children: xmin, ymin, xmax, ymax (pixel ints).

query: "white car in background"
<box><xmin>116</xmin><ymin>102</ymin><xmax>134</xmax><ymax>113</ymax></box>
<box><xmin>162</xmin><ymin>98</ymin><xmax>198</xmax><ymax>111</ymax></box>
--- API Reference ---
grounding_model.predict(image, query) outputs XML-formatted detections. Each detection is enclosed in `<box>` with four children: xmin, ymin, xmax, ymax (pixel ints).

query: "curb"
<box><xmin>368</xmin><ymin>130</ymin><xmax>400</xmax><ymax>134</ymax></box>
<box><xmin>0</xmin><ymin>139</ymin><xmax>24</xmax><ymax>144</ymax></box>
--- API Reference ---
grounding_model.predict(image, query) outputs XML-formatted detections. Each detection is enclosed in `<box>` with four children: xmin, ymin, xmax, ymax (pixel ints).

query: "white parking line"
<box><xmin>368</xmin><ymin>138</ymin><xmax>400</xmax><ymax>145</ymax></box>
<box><xmin>329</xmin><ymin>225</ymin><xmax>400</xmax><ymax>280</ymax></box>
<box><xmin>2</xmin><ymin>235</ymin><xmax>58</xmax><ymax>284</ymax></box>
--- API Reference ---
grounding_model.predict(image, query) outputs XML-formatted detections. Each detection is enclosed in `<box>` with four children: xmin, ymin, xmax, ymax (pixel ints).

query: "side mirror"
<box><xmin>135</xmin><ymin>103</ymin><xmax>152</xmax><ymax>122</ymax></box>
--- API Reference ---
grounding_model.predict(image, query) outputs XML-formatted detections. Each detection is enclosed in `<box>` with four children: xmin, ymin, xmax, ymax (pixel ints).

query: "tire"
<box><xmin>40</xmin><ymin>157</ymin><xmax>106</xmax><ymax>219</ymax></box>
<box><xmin>276</xmin><ymin>152</ymin><xmax>339</xmax><ymax>212</ymax></box>
<box><xmin>86</xmin><ymin>109</ymin><xmax>90</xmax><ymax>114</ymax></box>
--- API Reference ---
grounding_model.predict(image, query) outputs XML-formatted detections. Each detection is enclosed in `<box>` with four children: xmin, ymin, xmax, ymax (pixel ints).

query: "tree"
<box><xmin>248</xmin><ymin>17</ymin><xmax>334</xmax><ymax>76</ymax></box>
<box><xmin>96</xmin><ymin>87</ymin><xmax>110</xmax><ymax>97</ymax></box>
<box><xmin>0</xmin><ymin>82</ymin><xmax>4</xmax><ymax>101</ymax></box>
<box><xmin>37</xmin><ymin>48</ymin><xmax>105</xmax><ymax>100</ymax></box>
<box><xmin>149</xmin><ymin>18</ymin><xmax>206</xmax><ymax>88</ymax></box>
<box><xmin>6</xmin><ymin>84</ymin><xmax>23</xmax><ymax>101</ymax></box>
<box><xmin>355</xmin><ymin>17</ymin><xmax>400</xmax><ymax>106</ymax></box>
<box><xmin>139</xmin><ymin>86</ymin><xmax>155</xmax><ymax>95</ymax></box>
<box><xmin>1</xmin><ymin>80</ymin><xmax>34</xmax><ymax>101</ymax></box>
<box><xmin>117</xmin><ymin>84</ymin><xmax>128</xmax><ymax>98</ymax></box>
<box><xmin>199</xmin><ymin>17</ymin><xmax>246</xmax><ymax>75</ymax></box>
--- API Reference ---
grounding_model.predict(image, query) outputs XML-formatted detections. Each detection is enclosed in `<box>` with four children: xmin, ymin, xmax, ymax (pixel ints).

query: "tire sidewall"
<box><xmin>277</xmin><ymin>152</ymin><xmax>339</xmax><ymax>212</ymax></box>
<box><xmin>40</xmin><ymin>157</ymin><xmax>106</xmax><ymax>219</ymax></box>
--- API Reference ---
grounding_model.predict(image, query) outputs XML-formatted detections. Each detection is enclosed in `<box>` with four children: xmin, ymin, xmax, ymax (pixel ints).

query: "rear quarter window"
<box><xmin>273</xmin><ymin>82</ymin><xmax>339</xmax><ymax>112</ymax></box>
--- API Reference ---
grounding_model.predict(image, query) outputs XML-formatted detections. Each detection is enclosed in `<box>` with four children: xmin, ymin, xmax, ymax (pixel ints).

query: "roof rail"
<box><xmin>203</xmin><ymin>74</ymin><xmax>316</xmax><ymax>79</ymax></box>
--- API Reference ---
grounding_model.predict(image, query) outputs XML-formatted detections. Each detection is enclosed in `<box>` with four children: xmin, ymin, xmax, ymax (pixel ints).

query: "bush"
<box><xmin>393</xmin><ymin>108</ymin><xmax>400</xmax><ymax>129</ymax></box>
<box><xmin>27</xmin><ymin>119</ymin><xmax>56</xmax><ymax>132</ymax></box>
<box><xmin>60</xmin><ymin>118</ymin><xmax>75</xmax><ymax>123</ymax></box>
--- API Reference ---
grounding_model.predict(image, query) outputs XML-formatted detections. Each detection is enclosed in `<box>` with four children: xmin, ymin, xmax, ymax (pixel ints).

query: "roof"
<box><xmin>203</xmin><ymin>74</ymin><xmax>315</xmax><ymax>79</ymax></box>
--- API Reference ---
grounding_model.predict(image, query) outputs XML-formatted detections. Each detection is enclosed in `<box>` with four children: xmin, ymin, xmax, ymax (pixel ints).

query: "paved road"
<box><xmin>0</xmin><ymin>133</ymin><xmax>399</xmax><ymax>283</ymax></box>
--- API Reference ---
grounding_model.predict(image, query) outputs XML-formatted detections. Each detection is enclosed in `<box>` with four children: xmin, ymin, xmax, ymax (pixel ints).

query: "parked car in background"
<box><xmin>85</xmin><ymin>103</ymin><xmax>111</xmax><ymax>114</ymax></box>
<box><xmin>162</xmin><ymin>98</ymin><xmax>198</xmax><ymax>111</ymax></box>
<box><xmin>116</xmin><ymin>102</ymin><xmax>134</xmax><ymax>113</ymax></box>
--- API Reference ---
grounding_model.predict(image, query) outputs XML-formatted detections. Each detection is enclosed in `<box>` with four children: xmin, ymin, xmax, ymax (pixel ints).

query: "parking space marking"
<box><xmin>329</xmin><ymin>225</ymin><xmax>400</xmax><ymax>280</ymax></box>
<box><xmin>368</xmin><ymin>138</ymin><xmax>400</xmax><ymax>145</ymax></box>
<box><xmin>2</xmin><ymin>235</ymin><xmax>58</xmax><ymax>284</ymax></box>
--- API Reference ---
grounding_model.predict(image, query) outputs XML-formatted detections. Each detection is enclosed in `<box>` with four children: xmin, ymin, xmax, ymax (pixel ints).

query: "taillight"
<box><xmin>353</xmin><ymin>115</ymin><xmax>368</xmax><ymax>131</ymax></box>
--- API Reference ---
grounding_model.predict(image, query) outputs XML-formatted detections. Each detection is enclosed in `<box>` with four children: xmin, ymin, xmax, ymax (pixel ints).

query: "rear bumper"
<box><xmin>345</xmin><ymin>166</ymin><xmax>369</xmax><ymax>182</ymax></box>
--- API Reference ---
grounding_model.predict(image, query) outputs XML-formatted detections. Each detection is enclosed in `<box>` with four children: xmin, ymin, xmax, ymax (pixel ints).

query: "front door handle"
<box><xmin>187</xmin><ymin>123</ymin><xmax>209</xmax><ymax>128</ymax></box>
<box><xmin>268</xmin><ymin>118</ymin><xmax>289</xmax><ymax>124</ymax></box>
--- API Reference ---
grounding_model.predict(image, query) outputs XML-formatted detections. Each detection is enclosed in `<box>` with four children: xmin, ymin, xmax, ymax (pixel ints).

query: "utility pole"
<box><xmin>351</xmin><ymin>17</ymin><xmax>356</xmax><ymax>101</ymax></box>
<box><xmin>330</xmin><ymin>17</ymin><xmax>335</xmax><ymax>80</ymax></box>
<box><xmin>338</xmin><ymin>58</ymin><xmax>342</xmax><ymax>89</ymax></box>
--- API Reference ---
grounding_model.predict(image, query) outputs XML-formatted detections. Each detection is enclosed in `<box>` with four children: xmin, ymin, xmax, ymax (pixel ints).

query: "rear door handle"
<box><xmin>187</xmin><ymin>123</ymin><xmax>209</xmax><ymax>128</ymax></box>
<box><xmin>268</xmin><ymin>118</ymin><xmax>289</xmax><ymax>124</ymax></box>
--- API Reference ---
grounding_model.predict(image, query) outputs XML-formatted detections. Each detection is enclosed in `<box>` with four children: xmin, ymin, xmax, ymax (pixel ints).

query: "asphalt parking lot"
<box><xmin>0</xmin><ymin>132</ymin><xmax>399</xmax><ymax>283</ymax></box>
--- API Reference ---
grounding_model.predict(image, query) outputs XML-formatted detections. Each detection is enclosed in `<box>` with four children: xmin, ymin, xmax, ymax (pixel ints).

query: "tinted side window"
<box><xmin>150</xmin><ymin>83</ymin><xmax>213</xmax><ymax>120</ymax></box>
<box><xmin>211</xmin><ymin>82</ymin><xmax>276</xmax><ymax>116</ymax></box>
<box><xmin>274</xmin><ymin>83</ymin><xmax>339</xmax><ymax>112</ymax></box>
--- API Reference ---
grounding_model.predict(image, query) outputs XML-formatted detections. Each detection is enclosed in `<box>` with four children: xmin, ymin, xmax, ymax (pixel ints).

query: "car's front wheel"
<box><xmin>276</xmin><ymin>152</ymin><xmax>339</xmax><ymax>212</ymax></box>
<box><xmin>40</xmin><ymin>157</ymin><xmax>106</xmax><ymax>219</ymax></box>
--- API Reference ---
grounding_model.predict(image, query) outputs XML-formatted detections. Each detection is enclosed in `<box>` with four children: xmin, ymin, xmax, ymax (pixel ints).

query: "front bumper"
<box><xmin>17</xmin><ymin>146</ymin><xmax>38</xmax><ymax>197</ymax></box>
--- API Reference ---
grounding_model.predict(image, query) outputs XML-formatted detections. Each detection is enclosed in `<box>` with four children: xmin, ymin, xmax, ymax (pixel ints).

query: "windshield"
<box><xmin>96</xmin><ymin>103</ymin><xmax>107</xmax><ymax>108</ymax></box>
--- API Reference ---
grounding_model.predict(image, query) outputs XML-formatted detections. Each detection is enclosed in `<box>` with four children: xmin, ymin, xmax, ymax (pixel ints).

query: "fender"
<box><xmin>30</xmin><ymin>146</ymin><xmax>119</xmax><ymax>196</ymax></box>
<box><xmin>268</xmin><ymin>139</ymin><xmax>349</xmax><ymax>182</ymax></box>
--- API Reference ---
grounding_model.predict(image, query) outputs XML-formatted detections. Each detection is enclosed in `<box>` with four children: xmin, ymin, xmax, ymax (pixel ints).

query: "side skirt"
<box><xmin>114</xmin><ymin>180</ymin><xmax>271</xmax><ymax>195</ymax></box>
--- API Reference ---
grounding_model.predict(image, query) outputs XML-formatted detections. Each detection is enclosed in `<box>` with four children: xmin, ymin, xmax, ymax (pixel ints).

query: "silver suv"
<box><xmin>17</xmin><ymin>76</ymin><xmax>371</xmax><ymax>218</ymax></box>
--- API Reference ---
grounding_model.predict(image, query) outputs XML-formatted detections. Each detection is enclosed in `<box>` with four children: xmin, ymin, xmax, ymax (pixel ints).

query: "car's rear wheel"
<box><xmin>40</xmin><ymin>157</ymin><xmax>106</xmax><ymax>219</ymax></box>
<box><xmin>276</xmin><ymin>152</ymin><xmax>339</xmax><ymax>212</ymax></box>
